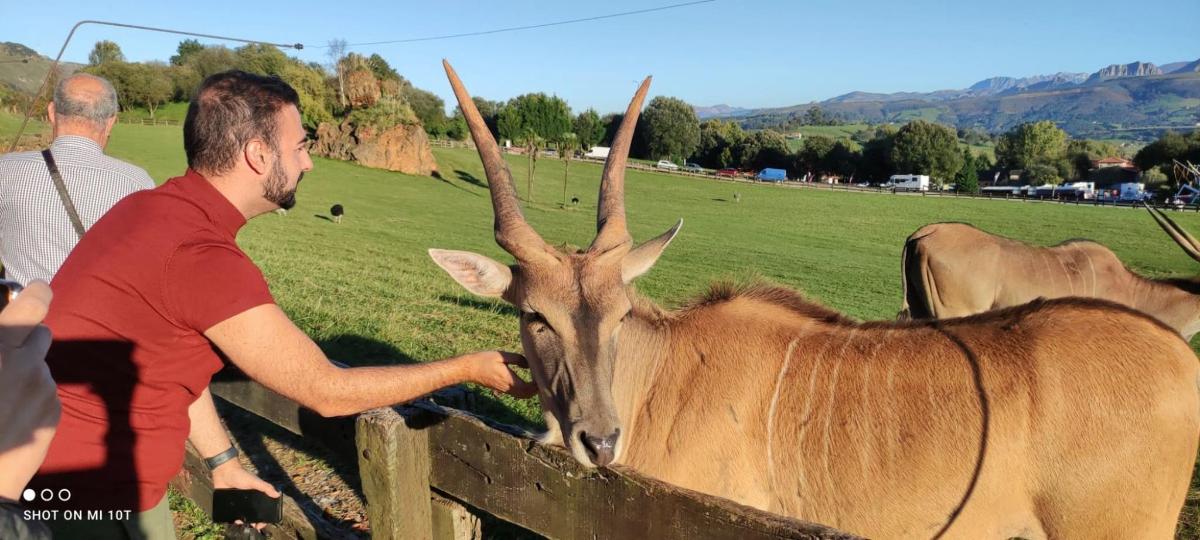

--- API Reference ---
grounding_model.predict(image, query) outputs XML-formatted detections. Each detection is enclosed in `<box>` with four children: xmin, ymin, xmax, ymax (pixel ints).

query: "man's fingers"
<box><xmin>0</xmin><ymin>281</ymin><xmax>51</xmax><ymax>347</ymax></box>
<box><xmin>504</xmin><ymin>367</ymin><xmax>538</xmax><ymax>399</ymax></box>
<box><xmin>500</xmin><ymin>351</ymin><xmax>528</xmax><ymax>368</ymax></box>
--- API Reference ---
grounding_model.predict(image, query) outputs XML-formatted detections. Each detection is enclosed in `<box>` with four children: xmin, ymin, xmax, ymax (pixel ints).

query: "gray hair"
<box><xmin>53</xmin><ymin>73</ymin><xmax>119</xmax><ymax>123</ymax></box>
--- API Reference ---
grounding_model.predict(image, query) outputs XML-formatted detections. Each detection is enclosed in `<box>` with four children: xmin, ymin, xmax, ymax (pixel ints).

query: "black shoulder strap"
<box><xmin>41</xmin><ymin>149</ymin><xmax>86</xmax><ymax>240</ymax></box>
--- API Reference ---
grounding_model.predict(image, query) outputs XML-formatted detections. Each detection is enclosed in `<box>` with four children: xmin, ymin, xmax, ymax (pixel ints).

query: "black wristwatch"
<box><xmin>205</xmin><ymin>446</ymin><xmax>239</xmax><ymax>470</ymax></box>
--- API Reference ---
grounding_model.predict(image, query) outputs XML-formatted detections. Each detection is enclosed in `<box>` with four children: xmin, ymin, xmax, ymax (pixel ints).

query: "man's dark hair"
<box><xmin>184</xmin><ymin>70</ymin><xmax>300</xmax><ymax>174</ymax></box>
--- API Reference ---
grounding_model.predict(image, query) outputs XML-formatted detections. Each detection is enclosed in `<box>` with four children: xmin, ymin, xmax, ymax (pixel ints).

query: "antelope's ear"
<box><xmin>429</xmin><ymin>249</ymin><xmax>513</xmax><ymax>298</ymax></box>
<box><xmin>621</xmin><ymin>219</ymin><xmax>682</xmax><ymax>283</ymax></box>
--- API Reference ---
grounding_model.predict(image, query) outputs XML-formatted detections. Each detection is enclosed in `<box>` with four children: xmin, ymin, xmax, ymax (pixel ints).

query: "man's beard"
<box><xmin>264</xmin><ymin>163</ymin><xmax>301</xmax><ymax>210</ymax></box>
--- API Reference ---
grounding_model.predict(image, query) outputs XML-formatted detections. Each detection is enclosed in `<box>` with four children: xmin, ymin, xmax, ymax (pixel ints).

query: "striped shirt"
<box><xmin>0</xmin><ymin>135</ymin><xmax>154</xmax><ymax>285</ymax></box>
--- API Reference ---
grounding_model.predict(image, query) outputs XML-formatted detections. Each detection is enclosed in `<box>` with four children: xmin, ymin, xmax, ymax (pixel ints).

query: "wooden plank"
<box><xmin>431</xmin><ymin>493</ymin><xmax>481</xmax><ymax>540</ymax></box>
<box><xmin>409</xmin><ymin>402</ymin><xmax>859</xmax><ymax>540</ymax></box>
<box><xmin>210</xmin><ymin>369</ymin><xmax>858</xmax><ymax>539</ymax></box>
<box><xmin>356</xmin><ymin>408</ymin><xmax>433</xmax><ymax>540</ymax></box>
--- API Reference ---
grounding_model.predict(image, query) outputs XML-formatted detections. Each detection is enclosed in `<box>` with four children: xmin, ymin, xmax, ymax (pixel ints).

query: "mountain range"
<box><xmin>696</xmin><ymin>59</ymin><xmax>1200</xmax><ymax>141</ymax></box>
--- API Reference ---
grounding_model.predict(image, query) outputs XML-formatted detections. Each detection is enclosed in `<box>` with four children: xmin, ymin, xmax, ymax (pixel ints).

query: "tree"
<box><xmin>573</xmin><ymin>109</ymin><xmax>604</xmax><ymax>150</ymax></box>
<box><xmin>556</xmin><ymin>133</ymin><xmax>578</xmax><ymax>206</ymax></box>
<box><xmin>520</xmin><ymin>129</ymin><xmax>545</xmax><ymax>202</ymax></box>
<box><xmin>859</xmin><ymin>125</ymin><xmax>898</xmax><ymax>181</ymax></box>
<box><xmin>88</xmin><ymin>40</ymin><xmax>124</xmax><ymax>66</ymax></box>
<box><xmin>403</xmin><ymin>86</ymin><xmax>449</xmax><ymax>137</ymax></box>
<box><xmin>470</xmin><ymin>97</ymin><xmax>503</xmax><ymax>139</ymax></box>
<box><xmin>796</xmin><ymin>135</ymin><xmax>836</xmax><ymax>176</ymax></box>
<box><xmin>695</xmin><ymin>120</ymin><xmax>745</xmax><ymax>169</ymax></box>
<box><xmin>234</xmin><ymin>44</ymin><xmax>289</xmax><ymax>76</ymax></box>
<box><xmin>123</xmin><ymin>63</ymin><xmax>174</xmax><ymax>118</ymax></box>
<box><xmin>497</xmin><ymin>93</ymin><xmax>571</xmax><ymax>146</ymax></box>
<box><xmin>955</xmin><ymin>148</ymin><xmax>982</xmax><ymax>193</ymax></box>
<box><xmin>641</xmin><ymin>96</ymin><xmax>700</xmax><ymax>163</ymax></box>
<box><xmin>367</xmin><ymin>54</ymin><xmax>402</xmax><ymax>82</ymax></box>
<box><xmin>170</xmin><ymin>39</ymin><xmax>204</xmax><ymax>66</ymax></box>
<box><xmin>185</xmin><ymin>46</ymin><xmax>237</xmax><ymax>79</ymax></box>
<box><xmin>890</xmin><ymin>120</ymin><xmax>964</xmax><ymax>185</ymax></box>
<box><xmin>326</xmin><ymin>39</ymin><xmax>348</xmax><ymax>109</ymax></box>
<box><xmin>995</xmin><ymin>121</ymin><xmax>1068</xmax><ymax>172</ymax></box>
<box><xmin>278</xmin><ymin>61</ymin><xmax>333</xmax><ymax>129</ymax></box>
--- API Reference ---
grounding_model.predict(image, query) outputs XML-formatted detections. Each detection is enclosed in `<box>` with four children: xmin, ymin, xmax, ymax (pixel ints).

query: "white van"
<box><xmin>889</xmin><ymin>174</ymin><xmax>931</xmax><ymax>192</ymax></box>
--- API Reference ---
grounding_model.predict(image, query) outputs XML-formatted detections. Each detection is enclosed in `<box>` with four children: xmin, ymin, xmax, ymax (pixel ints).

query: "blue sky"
<box><xmin>3</xmin><ymin>0</ymin><xmax>1197</xmax><ymax>114</ymax></box>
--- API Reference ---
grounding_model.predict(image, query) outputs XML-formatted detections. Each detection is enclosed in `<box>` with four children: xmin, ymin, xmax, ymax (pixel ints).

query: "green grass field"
<box><xmin>5</xmin><ymin>115</ymin><xmax>1200</xmax><ymax>536</ymax></box>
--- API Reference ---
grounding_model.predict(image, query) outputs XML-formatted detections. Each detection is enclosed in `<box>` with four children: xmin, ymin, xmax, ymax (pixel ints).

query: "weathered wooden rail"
<box><xmin>174</xmin><ymin>366</ymin><xmax>861</xmax><ymax>539</ymax></box>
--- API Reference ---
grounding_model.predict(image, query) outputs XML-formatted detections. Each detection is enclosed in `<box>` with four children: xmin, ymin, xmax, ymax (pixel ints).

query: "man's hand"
<box><xmin>211</xmin><ymin>459</ymin><xmax>280</xmax><ymax>531</ymax></box>
<box><xmin>466</xmin><ymin>351</ymin><xmax>537</xmax><ymax>399</ymax></box>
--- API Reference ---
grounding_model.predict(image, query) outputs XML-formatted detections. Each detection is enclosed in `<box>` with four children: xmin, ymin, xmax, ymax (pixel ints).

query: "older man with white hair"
<box><xmin>0</xmin><ymin>72</ymin><xmax>154</xmax><ymax>285</ymax></box>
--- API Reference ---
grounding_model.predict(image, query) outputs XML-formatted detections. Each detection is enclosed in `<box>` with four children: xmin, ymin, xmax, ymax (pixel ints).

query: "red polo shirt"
<box><xmin>32</xmin><ymin>169</ymin><xmax>275</xmax><ymax>512</ymax></box>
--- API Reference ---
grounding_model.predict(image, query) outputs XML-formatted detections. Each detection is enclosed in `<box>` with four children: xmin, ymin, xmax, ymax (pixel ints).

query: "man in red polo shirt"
<box><xmin>31</xmin><ymin>71</ymin><xmax>535</xmax><ymax>538</ymax></box>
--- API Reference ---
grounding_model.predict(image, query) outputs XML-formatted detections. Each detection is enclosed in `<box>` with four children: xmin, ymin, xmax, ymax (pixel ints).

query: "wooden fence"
<box><xmin>172</xmin><ymin>366</ymin><xmax>860</xmax><ymax>539</ymax></box>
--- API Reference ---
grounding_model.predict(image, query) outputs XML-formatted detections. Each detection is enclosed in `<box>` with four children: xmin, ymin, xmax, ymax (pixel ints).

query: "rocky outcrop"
<box><xmin>312</xmin><ymin>120</ymin><xmax>438</xmax><ymax>176</ymax></box>
<box><xmin>1086</xmin><ymin>62</ymin><xmax>1162</xmax><ymax>83</ymax></box>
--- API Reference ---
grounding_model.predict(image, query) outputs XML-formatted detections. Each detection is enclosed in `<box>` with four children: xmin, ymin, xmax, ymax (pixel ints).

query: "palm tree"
<box><xmin>522</xmin><ymin>128</ymin><xmax>544</xmax><ymax>202</ymax></box>
<box><xmin>557</xmin><ymin>133</ymin><xmax>578</xmax><ymax>207</ymax></box>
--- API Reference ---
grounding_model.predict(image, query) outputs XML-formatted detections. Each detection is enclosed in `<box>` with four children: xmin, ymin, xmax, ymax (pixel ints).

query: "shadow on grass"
<box><xmin>438</xmin><ymin>294</ymin><xmax>521</xmax><ymax>318</ymax></box>
<box><xmin>453</xmin><ymin>169</ymin><xmax>488</xmax><ymax>188</ymax></box>
<box><xmin>313</xmin><ymin>214</ymin><xmax>334</xmax><ymax>222</ymax></box>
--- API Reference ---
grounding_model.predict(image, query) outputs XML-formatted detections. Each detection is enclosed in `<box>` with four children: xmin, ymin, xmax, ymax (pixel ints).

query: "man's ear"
<box><xmin>47</xmin><ymin>102</ymin><xmax>57</xmax><ymax>128</ymax></box>
<box><xmin>622</xmin><ymin>219</ymin><xmax>682</xmax><ymax>283</ymax></box>
<box><xmin>100</xmin><ymin>116</ymin><xmax>117</xmax><ymax>146</ymax></box>
<box><xmin>428</xmin><ymin>249</ymin><xmax>512</xmax><ymax>298</ymax></box>
<box><xmin>244</xmin><ymin>139</ymin><xmax>271</xmax><ymax>175</ymax></box>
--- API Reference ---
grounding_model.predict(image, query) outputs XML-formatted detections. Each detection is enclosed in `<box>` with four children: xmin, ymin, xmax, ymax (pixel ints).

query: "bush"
<box><xmin>346</xmin><ymin>98</ymin><xmax>419</xmax><ymax>131</ymax></box>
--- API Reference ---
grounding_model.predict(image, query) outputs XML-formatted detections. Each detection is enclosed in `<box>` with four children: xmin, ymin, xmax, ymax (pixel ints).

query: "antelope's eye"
<box><xmin>525</xmin><ymin>311</ymin><xmax>549</xmax><ymax>330</ymax></box>
<box><xmin>621</xmin><ymin>310</ymin><xmax>633</xmax><ymax>323</ymax></box>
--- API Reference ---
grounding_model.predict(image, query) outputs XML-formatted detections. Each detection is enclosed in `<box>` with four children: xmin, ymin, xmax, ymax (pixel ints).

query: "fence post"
<box><xmin>357</xmin><ymin>408</ymin><xmax>434</xmax><ymax>540</ymax></box>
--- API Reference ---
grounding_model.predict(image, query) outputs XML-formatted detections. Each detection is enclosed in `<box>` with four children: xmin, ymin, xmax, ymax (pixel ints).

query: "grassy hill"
<box><xmin>0</xmin><ymin>42</ymin><xmax>82</xmax><ymax>94</ymax></box>
<box><xmin>4</xmin><ymin>115</ymin><xmax>1199</xmax><ymax>536</ymax></box>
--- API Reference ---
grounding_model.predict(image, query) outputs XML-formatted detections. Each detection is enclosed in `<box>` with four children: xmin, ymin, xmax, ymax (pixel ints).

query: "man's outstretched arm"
<box><xmin>205</xmin><ymin>304</ymin><xmax>535</xmax><ymax>417</ymax></box>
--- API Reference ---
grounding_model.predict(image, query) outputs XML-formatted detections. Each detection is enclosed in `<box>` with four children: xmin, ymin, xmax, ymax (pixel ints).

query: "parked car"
<box><xmin>655</xmin><ymin>160</ymin><xmax>679</xmax><ymax>170</ymax></box>
<box><xmin>684</xmin><ymin>163</ymin><xmax>704</xmax><ymax>173</ymax></box>
<box><xmin>716</xmin><ymin>168</ymin><xmax>738</xmax><ymax>178</ymax></box>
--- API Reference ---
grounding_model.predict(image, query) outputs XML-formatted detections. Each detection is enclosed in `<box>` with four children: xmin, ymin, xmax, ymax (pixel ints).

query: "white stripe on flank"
<box><xmin>767</xmin><ymin>338</ymin><xmax>800</xmax><ymax>499</ymax></box>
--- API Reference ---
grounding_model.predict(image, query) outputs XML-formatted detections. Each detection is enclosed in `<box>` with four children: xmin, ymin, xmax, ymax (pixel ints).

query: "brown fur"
<box><xmin>900</xmin><ymin>222</ymin><xmax>1200</xmax><ymax>339</ymax></box>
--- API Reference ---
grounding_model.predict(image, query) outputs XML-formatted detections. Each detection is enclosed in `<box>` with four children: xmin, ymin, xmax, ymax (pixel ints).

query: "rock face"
<box><xmin>1086</xmin><ymin>62</ymin><xmax>1163</xmax><ymax>83</ymax></box>
<box><xmin>312</xmin><ymin>120</ymin><xmax>438</xmax><ymax>176</ymax></box>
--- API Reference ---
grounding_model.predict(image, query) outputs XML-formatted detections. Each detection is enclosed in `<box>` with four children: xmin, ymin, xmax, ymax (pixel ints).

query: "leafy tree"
<box><xmin>859</xmin><ymin>125</ymin><xmax>898</xmax><ymax>181</ymax></box>
<box><xmin>573</xmin><ymin>108</ymin><xmax>604</xmax><ymax>150</ymax></box>
<box><xmin>695</xmin><ymin>120</ymin><xmax>745</xmax><ymax>169</ymax></box>
<box><xmin>367</xmin><ymin>54</ymin><xmax>401</xmax><ymax>82</ymax></box>
<box><xmin>234</xmin><ymin>44</ymin><xmax>289</xmax><ymax>76</ymax></box>
<box><xmin>445</xmin><ymin>110</ymin><xmax>468</xmax><ymax>141</ymax></box>
<box><xmin>278</xmin><ymin>62</ymin><xmax>332</xmax><ymax>128</ymax></box>
<box><xmin>170</xmin><ymin>39</ymin><xmax>204</xmax><ymax>66</ymax></box>
<box><xmin>403</xmin><ymin>86</ymin><xmax>449</xmax><ymax>137</ymax></box>
<box><xmin>891</xmin><ymin>120</ymin><xmax>964</xmax><ymax>184</ymax></box>
<box><xmin>520</xmin><ymin>129</ymin><xmax>545</xmax><ymax>202</ymax></box>
<box><xmin>186</xmin><ymin>46</ymin><xmax>237</xmax><ymax>78</ymax></box>
<box><xmin>1134</xmin><ymin>131</ymin><xmax>1191</xmax><ymax>170</ymax></box>
<box><xmin>497</xmin><ymin>93</ymin><xmax>571</xmax><ymax>145</ymax></box>
<box><xmin>641</xmin><ymin>96</ymin><xmax>700</xmax><ymax>163</ymax></box>
<box><xmin>599</xmin><ymin>113</ymin><xmax>622</xmax><ymax>147</ymax></box>
<box><xmin>167</xmin><ymin>64</ymin><xmax>201</xmax><ymax>101</ymax></box>
<box><xmin>88</xmin><ymin>40</ymin><xmax>124</xmax><ymax>66</ymax></box>
<box><xmin>796</xmin><ymin>135</ymin><xmax>836</xmax><ymax>175</ymax></box>
<box><xmin>995</xmin><ymin>121</ymin><xmax>1068</xmax><ymax>172</ymax></box>
<box><xmin>124</xmin><ymin>62</ymin><xmax>174</xmax><ymax>118</ymax></box>
<box><xmin>470</xmin><ymin>97</ymin><xmax>503</xmax><ymax>139</ymax></box>
<box><xmin>825</xmin><ymin>141</ymin><xmax>860</xmax><ymax>178</ymax></box>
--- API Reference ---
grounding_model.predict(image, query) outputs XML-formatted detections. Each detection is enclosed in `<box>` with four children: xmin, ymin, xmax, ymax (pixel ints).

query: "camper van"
<box><xmin>889</xmin><ymin>174</ymin><xmax>931</xmax><ymax>192</ymax></box>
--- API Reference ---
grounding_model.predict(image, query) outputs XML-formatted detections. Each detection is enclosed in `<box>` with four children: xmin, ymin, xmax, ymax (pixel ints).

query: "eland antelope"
<box><xmin>429</xmin><ymin>61</ymin><xmax>1199</xmax><ymax>538</ymax></box>
<box><xmin>899</xmin><ymin>209</ymin><xmax>1200</xmax><ymax>340</ymax></box>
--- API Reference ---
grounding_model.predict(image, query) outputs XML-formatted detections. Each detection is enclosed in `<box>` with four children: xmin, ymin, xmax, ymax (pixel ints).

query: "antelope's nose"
<box><xmin>580</xmin><ymin>429</ymin><xmax>620</xmax><ymax>467</ymax></box>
